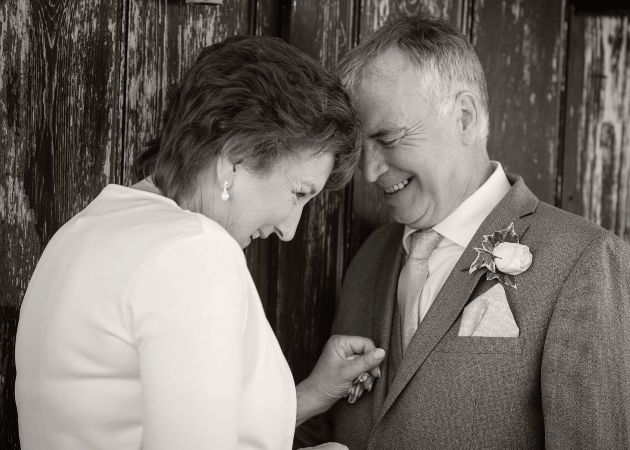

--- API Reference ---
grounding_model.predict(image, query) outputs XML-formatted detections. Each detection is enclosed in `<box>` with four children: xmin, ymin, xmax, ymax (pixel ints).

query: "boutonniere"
<box><xmin>469</xmin><ymin>223</ymin><xmax>532</xmax><ymax>288</ymax></box>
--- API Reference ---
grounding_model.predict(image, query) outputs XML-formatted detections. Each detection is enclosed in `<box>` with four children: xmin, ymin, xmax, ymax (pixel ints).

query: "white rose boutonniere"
<box><xmin>493</xmin><ymin>242</ymin><xmax>533</xmax><ymax>275</ymax></box>
<box><xmin>469</xmin><ymin>223</ymin><xmax>532</xmax><ymax>288</ymax></box>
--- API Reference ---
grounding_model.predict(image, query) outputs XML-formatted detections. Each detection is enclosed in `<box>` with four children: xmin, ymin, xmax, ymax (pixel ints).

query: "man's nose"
<box><xmin>359</xmin><ymin>142</ymin><xmax>388</xmax><ymax>183</ymax></box>
<box><xmin>274</xmin><ymin>205</ymin><xmax>304</xmax><ymax>242</ymax></box>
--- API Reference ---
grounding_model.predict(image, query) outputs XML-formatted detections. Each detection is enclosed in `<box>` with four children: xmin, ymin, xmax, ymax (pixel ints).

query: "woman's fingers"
<box><xmin>334</xmin><ymin>335</ymin><xmax>384</xmax><ymax>391</ymax></box>
<box><xmin>332</xmin><ymin>335</ymin><xmax>377</xmax><ymax>358</ymax></box>
<box><xmin>299</xmin><ymin>443</ymin><xmax>349</xmax><ymax>450</ymax></box>
<box><xmin>345</xmin><ymin>347</ymin><xmax>385</xmax><ymax>380</ymax></box>
<box><xmin>331</xmin><ymin>335</ymin><xmax>384</xmax><ymax>376</ymax></box>
<box><xmin>302</xmin><ymin>334</ymin><xmax>384</xmax><ymax>410</ymax></box>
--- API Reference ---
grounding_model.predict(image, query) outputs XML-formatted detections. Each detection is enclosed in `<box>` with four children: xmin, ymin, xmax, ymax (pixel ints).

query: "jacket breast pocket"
<box><xmin>436</xmin><ymin>336</ymin><xmax>525</xmax><ymax>354</ymax></box>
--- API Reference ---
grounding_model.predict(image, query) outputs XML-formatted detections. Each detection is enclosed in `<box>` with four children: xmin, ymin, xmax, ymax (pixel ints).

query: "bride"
<box><xmin>15</xmin><ymin>35</ymin><xmax>383</xmax><ymax>449</ymax></box>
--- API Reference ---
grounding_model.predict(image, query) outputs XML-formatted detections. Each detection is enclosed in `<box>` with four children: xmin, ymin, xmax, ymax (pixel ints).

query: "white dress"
<box><xmin>15</xmin><ymin>184</ymin><xmax>296</xmax><ymax>450</ymax></box>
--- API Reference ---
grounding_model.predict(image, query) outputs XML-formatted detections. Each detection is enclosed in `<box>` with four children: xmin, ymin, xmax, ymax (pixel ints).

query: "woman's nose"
<box><xmin>359</xmin><ymin>142</ymin><xmax>388</xmax><ymax>183</ymax></box>
<box><xmin>274</xmin><ymin>206</ymin><xmax>303</xmax><ymax>242</ymax></box>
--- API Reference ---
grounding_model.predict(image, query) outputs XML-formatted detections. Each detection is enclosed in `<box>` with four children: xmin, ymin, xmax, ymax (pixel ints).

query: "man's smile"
<box><xmin>383</xmin><ymin>177</ymin><xmax>413</xmax><ymax>194</ymax></box>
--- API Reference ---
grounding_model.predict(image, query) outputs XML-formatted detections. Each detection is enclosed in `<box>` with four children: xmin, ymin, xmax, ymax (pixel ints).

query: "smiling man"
<box><xmin>295</xmin><ymin>14</ymin><xmax>630</xmax><ymax>450</ymax></box>
<box><xmin>354</xmin><ymin>45</ymin><xmax>492</xmax><ymax>231</ymax></box>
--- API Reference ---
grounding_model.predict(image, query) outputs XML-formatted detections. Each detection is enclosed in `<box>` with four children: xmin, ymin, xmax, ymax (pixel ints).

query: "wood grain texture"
<box><xmin>272</xmin><ymin>192</ymin><xmax>349</xmax><ymax>381</ymax></box>
<box><xmin>0</xmin><ymin>1</ymin><xmax>125</xmax><ymax>447</ymax></box>
<box><xmin>350</xmin><ymin>0</ymin><xmax>464</xmax><ymax>258</ymax></box>
<box><xmin>360</xmin><ymin>0</ymin><xmax>464</xmax><ymax>36</ymax></box>
<box><xmin>243</xmin><ymin>0</ymin><xmax>281</xmax><ymax>315</ymax></box>
<box><xmin>125</xmin><ymin>0</ymin><xmax>265</xmax><ymax>310</ymax></box>
<box><xmin>562</xmin><ymin>13</ymin><xmax>630</xmax><ymax>242</ymax></box>
<box><xmin>122</xmin><ymin>0</ymin><xmax>250</xmax><ymax>183</ymax></box>
<box><xmin>263</xmin><ymin>0</ymin><xmax>356</xmax><ymax>383</ymax></box>
<box><xmin>255</xmin><ymin>0</ymin><xmax>281</xmax><ymax>36</ymax></box>
<box><xmin>472</xmin><ymin>0</ymin><xmax>566</xmax><ymax>205</ymax></box>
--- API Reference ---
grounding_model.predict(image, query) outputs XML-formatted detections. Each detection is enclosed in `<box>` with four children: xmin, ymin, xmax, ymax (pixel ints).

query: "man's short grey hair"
<box><xmin>338</xmin><ymin>14</ymin><xmax>490</xmax><ymax>138</ymax></box>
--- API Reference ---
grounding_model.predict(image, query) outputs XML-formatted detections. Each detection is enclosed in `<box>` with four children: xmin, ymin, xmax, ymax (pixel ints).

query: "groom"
<box><xmin>295</xmin><ymin>14</ymin><xmax>630</xmax><ymax>449</ymax></box>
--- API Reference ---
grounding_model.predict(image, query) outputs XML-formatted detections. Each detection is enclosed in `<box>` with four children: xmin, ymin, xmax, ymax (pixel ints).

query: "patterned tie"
<box><xmin>397</xmin><ymin>229</ymin><xmax>443</xmax><ymax>353</ymax></box>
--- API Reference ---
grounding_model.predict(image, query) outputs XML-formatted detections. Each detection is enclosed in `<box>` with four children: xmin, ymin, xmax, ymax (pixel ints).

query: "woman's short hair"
<box><xmin>134</xmin><ymin>35</ymin><xmax>361</xmax><ymax>204</ymax></box>
<box><xmin>337</xmin><ymin>14</ymin><xmax>489</xmax><ymax>138</ymax></box>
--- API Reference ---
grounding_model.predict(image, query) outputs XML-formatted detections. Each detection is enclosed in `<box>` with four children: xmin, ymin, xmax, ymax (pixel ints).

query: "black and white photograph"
<box><xmin>1</xmin><ymin>0</ymin><xmax>629</xmax><ymax>449</ymax></box>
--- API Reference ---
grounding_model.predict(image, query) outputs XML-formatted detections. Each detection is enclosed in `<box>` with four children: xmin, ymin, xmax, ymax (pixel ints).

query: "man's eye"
<box><xmin>381</xmin><ymin>138</ymin><xmax>401</xmax><ymax>147</ymax></box>
<box><xmin>295</xmin><ymin>192</ymin><xmax>306</xmax><ymax>199</ymax></box>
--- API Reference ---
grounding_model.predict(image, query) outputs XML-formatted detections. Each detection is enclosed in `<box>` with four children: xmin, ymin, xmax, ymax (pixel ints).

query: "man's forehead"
<box><xmin>362</xmin><ymin>47</ymin><xmax>416</xmax><ymax>83</ymax></box>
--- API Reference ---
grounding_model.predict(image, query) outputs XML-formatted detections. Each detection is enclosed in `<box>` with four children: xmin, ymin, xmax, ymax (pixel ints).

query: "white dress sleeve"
<box><xmin>126</xmin><ymin>232</ymin><xmax>248</xmax><ymax>449</ymax></box>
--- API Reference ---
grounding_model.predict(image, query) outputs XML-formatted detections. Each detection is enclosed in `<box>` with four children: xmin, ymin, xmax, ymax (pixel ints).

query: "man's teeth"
<box><xmin>252</xmin><ymin>231</ymin><xmax>260</xmax><ymax>239</ymax></box>
<box><xmin>384</xmin><ymin>178</ymin><xmax>410</xmax><ymax>194</ymax></box>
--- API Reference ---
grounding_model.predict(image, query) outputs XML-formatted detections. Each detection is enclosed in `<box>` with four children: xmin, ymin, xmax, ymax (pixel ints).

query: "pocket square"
<box><xmin>458</xmin><ymin>284</ymin><xmax>519</xmax><ymax>337</ymax></box>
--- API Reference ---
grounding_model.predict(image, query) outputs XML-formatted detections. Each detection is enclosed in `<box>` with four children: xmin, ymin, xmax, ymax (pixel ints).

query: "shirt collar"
<box><xmin>403</xmin><ymin>161</ymin><xmax>511</xmax><ymax>253</ymax></box>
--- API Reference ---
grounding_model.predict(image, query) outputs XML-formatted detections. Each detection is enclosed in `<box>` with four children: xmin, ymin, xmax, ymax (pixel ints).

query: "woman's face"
<box><xmin>207</xmin><ymin>151</ymin><xmax>335</xmax><ymax>249</ymax></box>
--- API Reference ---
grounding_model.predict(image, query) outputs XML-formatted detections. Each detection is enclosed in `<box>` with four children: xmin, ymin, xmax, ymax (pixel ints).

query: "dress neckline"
<box><xmin>103</xmin><ymin>183</ymin><xmax>179</xmax><ymax>208</ymax></box>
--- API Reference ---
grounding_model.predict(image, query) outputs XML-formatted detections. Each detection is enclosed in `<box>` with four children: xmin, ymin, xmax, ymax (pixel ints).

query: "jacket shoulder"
<box><xmin>521</xmin><ymin>201</ymin><xmax>630</xmax><ymax>286</ymax></box>
<box><xmin>532</xmin><ymin>201</ymin><xmax>625</xmax><ymax>248</ymax></box>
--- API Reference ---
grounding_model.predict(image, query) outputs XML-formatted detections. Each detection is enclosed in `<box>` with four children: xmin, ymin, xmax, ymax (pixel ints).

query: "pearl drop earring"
<box><xmin>220</xmin><ymin>181</ymin><xmax>229</xmax><ymax>201</ymax></box>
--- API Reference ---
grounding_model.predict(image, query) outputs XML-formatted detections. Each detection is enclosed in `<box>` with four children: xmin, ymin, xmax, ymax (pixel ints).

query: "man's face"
<box><xmin>354</xmin><ymin>48</ymin><xmax>479</xmax><ymax>230</ymax></box>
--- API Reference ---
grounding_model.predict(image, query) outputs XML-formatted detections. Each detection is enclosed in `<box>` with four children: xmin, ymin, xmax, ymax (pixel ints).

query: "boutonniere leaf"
<box><xmin>469</xmin><ymin>223</ymin><xmax>532</xmax><ymax>289</ymax></box>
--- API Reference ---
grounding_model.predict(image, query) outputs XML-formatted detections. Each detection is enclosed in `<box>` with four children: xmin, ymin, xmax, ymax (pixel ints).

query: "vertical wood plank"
<box><xmin>562</xmin><ymin>13</ymin><xmax>630</xmax><ymax>242</ymax></box>
<box><xmin>360</xmin><ymin>0</ymin><xmax>464</xmax><ymax>37</ymax></box>
<box><xmin>243</xmin><ymin>0</ymin><xmax>282</xmax><ymax>314</ymax></box>
<box><xmin>266</xmin><ymin>0</ymin><xmax>356</xmax><ymax>383</ymax></box>
<box><xmin>350</xmin><ymin>0</ymin><xmax>464</xmax><ymax>258</ymax></box>
<box><xmin>0</xmin><ymin>1</ymin><xmax>125</xmax><ymax>447</ymax></box>
<box><xmin>124</xmin><ymin>1</ymin><xmax>279</xmax><ymax>312</ymax></box>
<box><xmin>255</xmin><ymin>0</ymin><xmax>281</xmax><ymax>36</ymax></box>
<box><xmin>290</xmin><ymin>0</ymin><xmax>355</xmax><ymax>70</ymax></box>
<box><xmin>472</xmin><ymin>0</ymin><xmax>566</xmax><ymax>205</ymax></box>
<box><xmin>123</xmin><ymin>0</ymin><xmax>250</xmax><ymax>184</ymax></box>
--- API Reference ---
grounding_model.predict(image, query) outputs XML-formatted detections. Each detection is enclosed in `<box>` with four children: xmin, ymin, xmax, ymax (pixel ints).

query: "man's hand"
<box><xmin>296</xmin><ymin>335</ymin><xmax>385</xmax><ymax>426</ymax></box>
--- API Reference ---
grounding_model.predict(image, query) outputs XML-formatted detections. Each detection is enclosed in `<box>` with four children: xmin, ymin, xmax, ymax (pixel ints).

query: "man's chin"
<box><xmin>391</xmin><ymin>210</ymin><xmax>433</xmax><ymax>230</ymax></box>
<box><xmin>392</xmin><ymin>214</ymin><xmax>422</xmax><ymax>228</ymax></box>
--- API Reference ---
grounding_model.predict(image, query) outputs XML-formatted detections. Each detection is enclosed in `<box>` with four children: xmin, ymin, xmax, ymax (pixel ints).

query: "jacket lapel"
<box><xmin>370</xmin><ymin>224</ymin><xmax>404</xmax><ymax>424</ymax></box>
<box><xmin>372</xmin><ymin>174</ymin><xmax>539</xmax><ymax>428</ymax></box>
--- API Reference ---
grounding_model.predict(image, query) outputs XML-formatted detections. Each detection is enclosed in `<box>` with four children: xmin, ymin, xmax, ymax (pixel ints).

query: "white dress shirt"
<box><xmin>402</xmin><ymin>162</ymin><xmax>511</xmax><ymax>323</ymax></box>
<box><xmin>15</xmin><ymin>185</ymin><xmax>296</xmax><ymax>450</ymax></box>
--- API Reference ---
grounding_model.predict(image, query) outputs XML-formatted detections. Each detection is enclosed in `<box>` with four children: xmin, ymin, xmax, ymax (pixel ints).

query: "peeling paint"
<box><xmin>474</xmin><ymin>0</ymin><xmax>563</xmax><ymax>204</ymax></box>
<box><xmin>2</xmin><ymin>2</ymin><xmax>257</xmax><ymax>445</ymax></box>
<box><xmin>510</xmin><ymin>0</ymin><xmax>523</xmax><ymax>23</ymax></box>
<box><xmin>522</xmin><ymin>22</ymin><xmax>531</xmax><ymax>86</ymax></box>
<box><xmin>571</xmin><ymin>15</ymin><xmax>630</xmax><ymax>240</ymax></box>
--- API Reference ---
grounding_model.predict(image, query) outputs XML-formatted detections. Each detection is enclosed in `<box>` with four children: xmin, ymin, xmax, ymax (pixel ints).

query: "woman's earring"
<box><xmin>220</xmin><ymin>181</ymin><xmax>229</xmax><ymax>201</ymax></box>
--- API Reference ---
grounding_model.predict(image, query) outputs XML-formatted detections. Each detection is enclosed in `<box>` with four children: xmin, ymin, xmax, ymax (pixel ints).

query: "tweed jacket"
<box><xmin>295</xmin><ymin>174</ymin><xmax>630</xmax><ymax>449</ymax></box>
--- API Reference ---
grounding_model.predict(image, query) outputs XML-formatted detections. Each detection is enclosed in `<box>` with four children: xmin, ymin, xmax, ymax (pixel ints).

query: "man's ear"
<box><xmin>456</xmin><ymin>91</ymin><xmax>480</xmax><ymax>145</ymax></box>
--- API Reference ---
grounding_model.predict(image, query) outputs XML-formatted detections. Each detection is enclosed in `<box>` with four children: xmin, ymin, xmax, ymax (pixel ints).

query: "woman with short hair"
<box><xmin>15</xmin><ymin>35</ymin><xmax>383</xmax><ymax>450</ymax></box>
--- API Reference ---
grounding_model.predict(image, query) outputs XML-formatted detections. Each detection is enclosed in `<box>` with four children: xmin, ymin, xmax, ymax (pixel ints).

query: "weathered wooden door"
<box><xmin>562</xmin><ymin>4</ymin><xmax>630</xmax><ymax>240</ymax></box>
<box><xmin>0</xmin><ymin>1</ymin><xmax>258</xmax><ymax>446</ymax></box>
<box><xmin>1</xmin><ymin>0</ymin><xmax>629</xmax><ymax>448</ymax></box>
<box><xmin>1</xmin><ymin>2</ymin><xmax>128</xmax><ymax>446</ymax></box>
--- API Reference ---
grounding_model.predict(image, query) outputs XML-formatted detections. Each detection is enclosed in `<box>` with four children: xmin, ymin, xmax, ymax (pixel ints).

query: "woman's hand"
<box><xmin>299</xmin><ymin>443</ymin><xmax>349</xmax><ymax>450</ymax></box>
<box><xmin>295</xmin><ymin>335</ymin><xmax>385</xmax><ymax>426</ymax></box>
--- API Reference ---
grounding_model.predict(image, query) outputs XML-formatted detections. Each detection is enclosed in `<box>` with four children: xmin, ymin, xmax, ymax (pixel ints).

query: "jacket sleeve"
<box><xmin>127</xmin><ymin>233</ymin><xmax>248</xmax><ymax>449</ymax></box>
<box><xmin>541</xmin><ymin>232</ymin><xmax>630</xmax><ymax>448</ymax></box>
